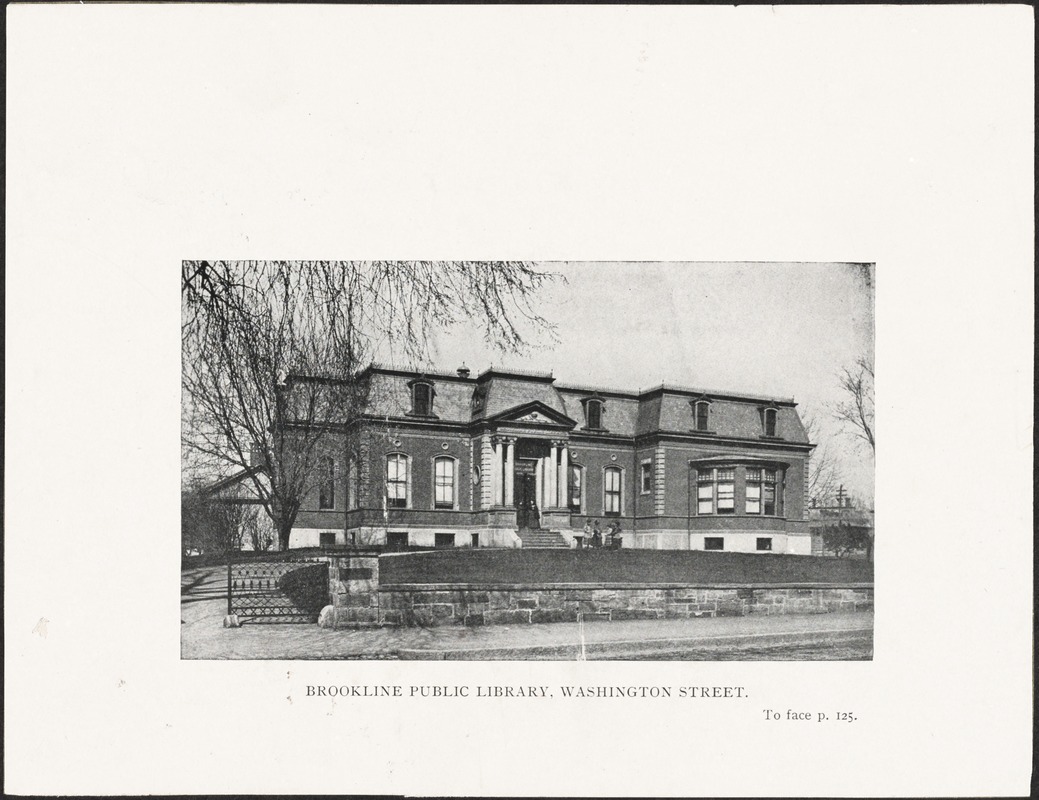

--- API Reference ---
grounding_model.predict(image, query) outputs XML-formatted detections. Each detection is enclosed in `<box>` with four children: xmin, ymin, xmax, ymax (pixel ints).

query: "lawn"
<box><xmin>379</xmin><ymin>548</ymin><xmax>873</xmax><ymax>586</ymax></box>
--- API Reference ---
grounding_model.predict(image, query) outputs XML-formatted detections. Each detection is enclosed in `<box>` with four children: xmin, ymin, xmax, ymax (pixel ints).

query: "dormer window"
<box><xmin>471</xmin><ymin>387</ymin><xmax>486</xmax><ymax>413</ymax></box>
<box><xmin>408</xmin><ymin>380</ymin><xmax>435</xmax><ymax>416</ymax></box>
<box><xmin>756</xmin><ymin>405</ymin><xmax>781</xmax><ymax>436</ymax></box>
<box><xmin>761</xmin><ymin>406</ymin><xmax>779</xmax><ymax>437</ymax></box>
<box><xmin>581</xmin><ymin>397</ymin><xmax>605</xmax><ymax>430</ymax></box>
<box><xmin>692</xmin><ymin>398</ymin><xmax>711</xmax><ymax>432</ymax></box>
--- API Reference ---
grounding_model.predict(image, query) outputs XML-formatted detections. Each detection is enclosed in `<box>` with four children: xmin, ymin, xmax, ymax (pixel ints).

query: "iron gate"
<box><xmin>228</xmin><ymin>556</ymin><xmax>329</xmax><ymax>624</ymax></box>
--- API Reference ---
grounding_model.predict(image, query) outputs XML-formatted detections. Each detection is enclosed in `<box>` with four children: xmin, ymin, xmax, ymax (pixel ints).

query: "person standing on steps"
<box><xmin>592</xmin><ymin>520</ymin><xmax>602</xmax><ymax>549</ymax></box>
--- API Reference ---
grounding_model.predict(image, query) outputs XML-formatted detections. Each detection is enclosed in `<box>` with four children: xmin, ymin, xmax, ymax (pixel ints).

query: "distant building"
<box><xmin>198</xmin><ymin>466</ymin><xmax>275</xmax><ymax>552</ymax></box>
<box><xmin>808</xmin><ymin>495</ymin><xmax>874</xmax><ymax>558</ymax></box>
<box><xmin>284</xmin><ymin>364</ymin><xmax>817</xmax><ymax>554</ymax></box>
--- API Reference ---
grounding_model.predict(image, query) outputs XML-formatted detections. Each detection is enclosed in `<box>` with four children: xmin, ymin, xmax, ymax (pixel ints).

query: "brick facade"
<box><xmin>290</xmin><ymin>365</ymin><xmax>815</xmax><ymax>553</ymax></box>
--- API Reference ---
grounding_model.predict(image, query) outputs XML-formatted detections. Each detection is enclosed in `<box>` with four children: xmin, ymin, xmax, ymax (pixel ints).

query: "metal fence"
<box><xmin>228</xmin><ymin>555</ymin><xmax>329</xmax><ymax>624</ymax></box>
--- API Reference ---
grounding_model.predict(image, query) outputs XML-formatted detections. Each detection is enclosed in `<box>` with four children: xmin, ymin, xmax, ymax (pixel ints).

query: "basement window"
<box><xmin>704</xmin><ymin>537</ymin><xmax>724</xmax><ymax>551</ymax></box>
<box><xmin>756</xmin><ymin>537</ymin><xmax>773</xmax><ymax>551</ymax></box>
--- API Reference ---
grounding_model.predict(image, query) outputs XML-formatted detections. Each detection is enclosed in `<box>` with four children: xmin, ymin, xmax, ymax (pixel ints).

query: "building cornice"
<box><xmin>292</xmin><ymin>365</ymin><xmax>800</xmax><ymax>408</ymax></box>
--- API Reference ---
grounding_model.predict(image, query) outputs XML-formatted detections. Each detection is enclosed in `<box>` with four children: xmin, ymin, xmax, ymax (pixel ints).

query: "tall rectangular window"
<box><xmin>747</xmin><ymin>467</ymin><xmax>781</xmax><ymax>515</ymax></box>
<box><xmin>604</xmin><ymin>467</ymin><xmax>621</xmax><ymax>516</ymax></box>
<box><xmin>716</xmin><ymin>468</ymin><xmax>735</xmax><ymax>514</ymax></box>
<box><xmin>319</xmin><ymin>456</ymin><xmax>335</xmax><ymax>510</ymax></box>
<box><xmin>763</xmin><ymin>408</ymin><xmax>778</xmax><ymax>437</ymax></box>
<box><xmin>697</xmin><ymin>469</ymin><xmax>714</xmax><ymax>514</ymax></box>
<box><xmin>412</xmin><ymin>383</ymin><xmax>432</xmax><ymax>416</ymax></box>
<box><xmin>763</xmin><ymin>468</ymin><xmax>777</xmax><ymax>515</ymax></box>
<box><xmin>434</xmin><ymin>457</ymin><xmax>455</xmax><ymax>509</ymax></box>
<box><xmin>746</xmin><ymin>467</ymin><xmax>762</xmax><ymax>514</ymax></box>
<box><xmin>386</xmin><ymin>454</ymin><xmax>409</xmax><ymax>508</ymax></box>
<box><xmin>347</xmin><ymin>457</ymin><xmax>358</xmax><ymax>510</ymax></box>
<box><xmin>569</xmin><ymin>465</ymin><xmax>583</xmax><ymax>513</ymax></box>
<box><xmin>695</xmin><ymin>401</ymin><xmax>710</xmax><ymax>431</ymax></box>
<box><xmin>586</xmin><ymin>400</ymin><xmax>603</xmax><ymax>429</ymax></box>
<box><xmin>640</xmin><ymin>460</ymin><xmax>653</xmax><ymax>494</ymax></box>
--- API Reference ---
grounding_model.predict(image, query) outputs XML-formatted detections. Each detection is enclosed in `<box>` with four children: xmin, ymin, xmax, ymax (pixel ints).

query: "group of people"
<box><xmin>575</xmin><ymin>520</ymin><xmax>623</xmax><ymax>550</ymax></box>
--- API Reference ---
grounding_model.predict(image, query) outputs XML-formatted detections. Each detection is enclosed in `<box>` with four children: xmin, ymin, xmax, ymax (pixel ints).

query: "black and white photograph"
<box><xmin>6</xmin><ymin>5</ymin><xmax>1032</xmax><ymax>797</ymax></box>
<box><xmin>181</xmin><ymin>261</ymin><xmax>875</xmax><ymax>661</ymax></box>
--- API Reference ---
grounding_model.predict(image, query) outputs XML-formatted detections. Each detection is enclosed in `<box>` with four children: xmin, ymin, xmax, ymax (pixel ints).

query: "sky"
<box><xmin>419</xmin><ymin>261</ymin><xmax>875</xmax><ymax>503</ymax></box>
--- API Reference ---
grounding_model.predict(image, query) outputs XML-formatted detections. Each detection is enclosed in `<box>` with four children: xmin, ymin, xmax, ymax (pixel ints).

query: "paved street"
<box><xmin>181</xmin><ymin>566</ymin><xmax>873</xmax><ymax>660</ymax></box>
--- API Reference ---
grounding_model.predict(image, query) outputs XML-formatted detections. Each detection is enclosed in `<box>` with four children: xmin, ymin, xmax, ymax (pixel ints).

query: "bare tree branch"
<box><xmin>182</xmin><ymin>260</ymin><xmax>557</xmax><ymax>549</ymax></box>
<box><xmin>801</xmin><ymin>408</ymin><xmax>841</xmax><ymax>505</ymax></box>
<box><xmin>832</xmin><ymin>356</ymin><xmax>875</xmax><ymax>455</ymax></box>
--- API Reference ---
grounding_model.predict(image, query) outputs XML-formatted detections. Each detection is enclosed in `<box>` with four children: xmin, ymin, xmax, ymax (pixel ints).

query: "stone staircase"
<box><xmin>516</xmin><ymin>529</ymin><xmax>570</xmax><ymax>549</ymax></box>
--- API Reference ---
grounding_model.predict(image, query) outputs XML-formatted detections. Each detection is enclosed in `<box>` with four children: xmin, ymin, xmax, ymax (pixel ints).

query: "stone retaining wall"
<box><xmin>314</xmin><ymin>550</ymin><xmax>873</xmax><ymax>629</ymax></box>
<box><xmin>377</xmin><ymin>584</ymin><xmax>873</xmax><ymax>627</ymax></box>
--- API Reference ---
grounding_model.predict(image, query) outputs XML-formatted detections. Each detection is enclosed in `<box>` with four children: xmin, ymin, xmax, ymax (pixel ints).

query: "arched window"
<box><xmin>603</xmin><ymin>466</ymin><xmax>623</xmax><ymax>517</ymax></box>
<box><xmin>386</xmin><ymin>453</ymin><xmax>410</xmax><ymax>508</ymax></box>
<box><xmin>693</xmin><ymin>399</ymin><xmax>711</xmax><ymax>432</ymax></box>
<box><xmin>318</xmin><ymin>456</ymin><xmax>335</xmax><ymax>510</ymax></box>
<box><xmin>433</xmin><ymin>456</ymin><xmax>456</xmax><ymax>510</ymax></box>
<box><xmin>568</xmin><ymin>464</ymin><xmax>584</xmax><ymax>513</ymax></box>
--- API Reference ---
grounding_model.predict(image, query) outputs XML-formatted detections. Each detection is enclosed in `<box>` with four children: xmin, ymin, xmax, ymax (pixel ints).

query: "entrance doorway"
<box><xmin>514</xmin><ymin>462</ymin><xmax>540</xmax><ymax>529</ymax></box>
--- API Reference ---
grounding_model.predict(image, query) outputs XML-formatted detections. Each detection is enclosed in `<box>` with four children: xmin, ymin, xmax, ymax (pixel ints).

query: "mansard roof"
<box><xmin>294</xmin><ymin>364</ymin><xmax>810</xmax><ymax>444</ymax></box>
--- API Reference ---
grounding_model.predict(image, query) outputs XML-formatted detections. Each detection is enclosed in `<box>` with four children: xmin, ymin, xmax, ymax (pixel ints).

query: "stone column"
<box><xmin>504</xmin><ymin>438</ymin><xmax>515</xmax><ymax>507</ymax></box>
<box><xmin>491</xmin><ymin>437</ymin><xmax>503</xmax><ymax>507</ymax></box>
<box><xmin>558</xmin><ymin>444</ymin><xmax>569</xmax><ymax>508</ymax></box>
<box><xmin>535</xmin><ymin>458</ymin><xmax>543</xmax><ymax>508</ymax></box>
<box><xmin>547</xmin><ymin>443</ymin><xmax>558</xmax><ymax>509</ymax></box>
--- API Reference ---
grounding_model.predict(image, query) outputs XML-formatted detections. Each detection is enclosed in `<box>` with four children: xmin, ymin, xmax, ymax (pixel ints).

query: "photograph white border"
<box><xmin>5</xmin><ymin>5</ymin><xmax>1033</xmax><ymax>796</ymax></box>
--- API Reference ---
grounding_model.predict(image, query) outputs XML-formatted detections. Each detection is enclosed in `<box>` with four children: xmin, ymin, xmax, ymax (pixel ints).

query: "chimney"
<box><xmin>457</xmin><ymin>364</ymin><xmax>471</xmax><ymax>379</ymax></box>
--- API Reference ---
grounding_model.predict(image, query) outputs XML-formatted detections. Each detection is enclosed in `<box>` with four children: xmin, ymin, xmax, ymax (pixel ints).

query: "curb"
<box><xmin>396</xmin><ymin>626</ymin><xmax>873</xmax><ymax>660</ymax></box>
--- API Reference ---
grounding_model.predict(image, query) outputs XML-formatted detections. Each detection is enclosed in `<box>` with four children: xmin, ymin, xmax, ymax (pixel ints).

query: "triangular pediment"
<box><xmin>487</xmin><ymin>401</ymin><xmax>576</xmax><ymax>428</ymax></box>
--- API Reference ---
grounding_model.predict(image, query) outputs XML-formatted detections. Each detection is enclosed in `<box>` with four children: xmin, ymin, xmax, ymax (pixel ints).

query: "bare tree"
<box><xmin>241</xmin><ymin>505</ymin><xmax>276</xmax><ymax>552</ymax></box>
<box><xmin>833</xmin><ymin>356</ymin><xmax>875</xmax><ymax>455</ymax></box>
<box><xmin>801</xmin><ymin>408</ymin><xmax>841</xmax><ymax>507</ymax></box>
<box><xmin>181</xmin><ymin>487</ymin><xmax>246</xmax><ymax>555</ymax></box>
<box><xmin>182</xmin><ymin>260</ymin><xmax>557</xmax><ymax>550</ymax></box>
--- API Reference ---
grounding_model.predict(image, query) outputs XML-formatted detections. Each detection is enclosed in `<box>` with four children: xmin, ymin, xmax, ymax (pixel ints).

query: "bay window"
<box><xmin>698</xmin><ymin>464</ymin><xmax>783</xmax><ymax>516</ymax></box>
<box><xmin>746</xmin><ymin>467</ymin><xmax>780</xmax><ymax>515</ymax></box>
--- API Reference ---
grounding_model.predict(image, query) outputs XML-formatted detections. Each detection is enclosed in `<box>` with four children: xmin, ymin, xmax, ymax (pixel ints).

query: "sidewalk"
<box><xmin>181</xmin><ymin>566</ymin><xmax>873</xmax><ymax>660</ymax></box>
